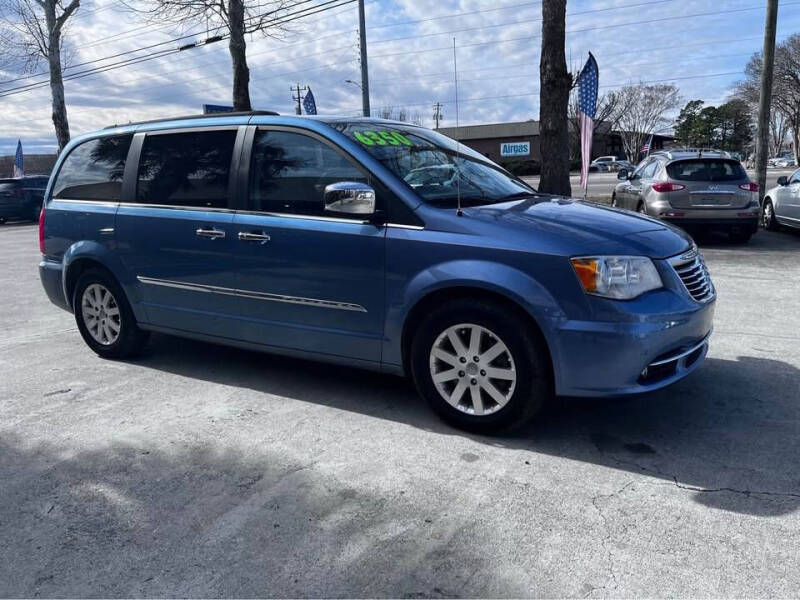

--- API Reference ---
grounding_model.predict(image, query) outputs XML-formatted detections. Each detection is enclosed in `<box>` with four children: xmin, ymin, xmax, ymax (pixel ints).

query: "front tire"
<box><xmin>762</xmin><ymin>199</ymin><xmax>779</xmax><ymax>231</ymax></box>
<box><xmin>410</xmin><ymin>298</ymin><xmax>552</xmax><ymax>432</ymax></box>
<box><xmin>73</xmin><ymin>268</ymin><xmax>149</xmax><ymax>359</ymax></box>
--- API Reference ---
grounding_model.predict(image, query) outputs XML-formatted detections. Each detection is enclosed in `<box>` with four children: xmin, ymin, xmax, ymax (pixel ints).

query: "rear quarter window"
<box><xmin>666</xmin><ymin>159</ymin><xmax>746</xmax><ymax>182</ymax></box>
<box><xmin>52</xmin><ymin>135</ymin><xmax>132</xmax><ymax>200</ymax></box>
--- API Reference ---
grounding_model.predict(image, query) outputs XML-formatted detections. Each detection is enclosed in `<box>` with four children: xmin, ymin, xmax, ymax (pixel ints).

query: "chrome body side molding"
<box><xmin>136</xmin><ymin>276</ymin><xmax>368</xmax><ymax>313</ymax></box>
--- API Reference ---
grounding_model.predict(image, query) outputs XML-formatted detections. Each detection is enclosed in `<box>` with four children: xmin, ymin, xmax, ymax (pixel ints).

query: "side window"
<box><xmin>790</xmin><ymin>169</ymin><xmax>800</xmax><ymax>184</ymax></box>
<box><xmin>52</xmin><ymin>135</ymin><xmax>132</xmax><ymax>200</ymax></box>
<box><xmin>631</xmin><ymin>159</ymin><xmax>651</xmax><ymax>180</ymax></box>
<box><xmin>641</xmin><ymin>160</ymin><xmax>659</xmax><ymax>180</ymax></box>
<box><xmin>136</xmin><ymin>129</ymin><xmax>237</xmax><ymax>208</ymax></box>
<box><xmin>249</xmin><ymin>129</ymin><xmax>369</xmax><ymax>216</ymax></box>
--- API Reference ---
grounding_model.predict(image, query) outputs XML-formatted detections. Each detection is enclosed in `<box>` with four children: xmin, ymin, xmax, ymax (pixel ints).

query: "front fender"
<box><xmin>382</xmin><ymin>259</ymin><xmax>567</xmax><ymax>370</ymax></box>
<box><xmin>62</xmin><ymin>241</ymin><xmax>145</xmax><ymax>320</ymax></box>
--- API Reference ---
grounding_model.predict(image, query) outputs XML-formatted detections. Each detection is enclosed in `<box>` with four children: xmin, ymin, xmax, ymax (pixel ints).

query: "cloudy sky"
<box><xmin>1</xmin><ymin>0</ymin><xmax>799</xmax><ymax>155</ymax></box>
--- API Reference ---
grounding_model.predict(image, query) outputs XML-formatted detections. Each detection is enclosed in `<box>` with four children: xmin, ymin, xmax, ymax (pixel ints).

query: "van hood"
<box><xmin>463</xmin><ymin>196</ymin><xmax>693</xmax><ymax>259</ymax></box>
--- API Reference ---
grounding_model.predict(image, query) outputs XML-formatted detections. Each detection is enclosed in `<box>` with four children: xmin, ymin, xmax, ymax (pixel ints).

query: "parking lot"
<box><xmin>522</xmin><ymin>168</ymin><xmax>795</xmax><ymax>200</ymax></box>
<box><xmin>1</xmin><ymin>221</ymin><xmax>799</xmax><ymax>596</ymax></box>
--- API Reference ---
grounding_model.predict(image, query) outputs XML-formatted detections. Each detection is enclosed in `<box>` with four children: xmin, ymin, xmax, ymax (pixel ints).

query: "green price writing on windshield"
<box><xmin>353</xmin><ymin>130</ymin><xmax>413</xmax><ymax>147</ymax></box>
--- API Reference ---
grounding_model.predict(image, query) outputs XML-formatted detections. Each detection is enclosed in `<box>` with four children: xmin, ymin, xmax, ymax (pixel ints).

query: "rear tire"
<box><xmin>410</xmin><ymin>298</ymin><xmax>552</xmax><ymax>433</ymax></box>
<box><xmin>762</xmin><ymin>199</ymin><xmax>779</xmax><ymax>231</ymax></box>
<box><xmin>611</xmin><ymin>193</ymin><xmax>617</xmax><ymax>208</ymax></box>
<box><xmin>73</xmin><ymin>268</ymin><xmax>149</xmax><ymax>359</ymax></box>
<box><xmin>637</xmin><ymin>202</ymin><xmax>647</xmax><ymax>215</ymax></box>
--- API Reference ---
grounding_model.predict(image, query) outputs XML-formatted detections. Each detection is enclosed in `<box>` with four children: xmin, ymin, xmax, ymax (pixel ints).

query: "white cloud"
<box><xmin>1</xmin><ymin>0</ymin><xmax>798</xmax><ymax>155</ymax></box>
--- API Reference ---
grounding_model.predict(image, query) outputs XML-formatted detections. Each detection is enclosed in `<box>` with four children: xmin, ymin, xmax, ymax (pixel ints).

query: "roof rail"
<box><xmin>657</xmin><ymin>147</ymin><xmax>731</xmax><ymax>160</ymax></box>
<box><xmin>104</xmin><ymin>110</ymin><xmax>280</xmax><ymax>129</ymax></box>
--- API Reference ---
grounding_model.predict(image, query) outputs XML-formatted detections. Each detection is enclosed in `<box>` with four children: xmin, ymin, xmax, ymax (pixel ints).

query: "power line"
<box><xmin>0</xmin><ymin>0</ymin><xmax>347</xmax><ymax>88</ymax></box>
<box><xmin>0</xmin><ymin>0</ymin><xmax>357</xmax><ymax>97</ymax></box>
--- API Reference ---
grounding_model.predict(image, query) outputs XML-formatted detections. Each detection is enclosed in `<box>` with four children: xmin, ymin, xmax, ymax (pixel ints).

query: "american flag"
<box><xmin>13</xmin><ymin>139</ymin><xmax>24</xmax><ymax>178</ymax></box>
<box><xmin>641</xmin><ymin>133</ymin><xmax>654</xmax><ymax>155</ymax></box>
<box><xmin>302</xmin><ymin>88</ymin><xmax>317</xmax><ymax>115</ymax></box>
<box><xmin>576</xmin><ymin>53</ymin><xmax>598</xmax><ymax>191</ymax></box>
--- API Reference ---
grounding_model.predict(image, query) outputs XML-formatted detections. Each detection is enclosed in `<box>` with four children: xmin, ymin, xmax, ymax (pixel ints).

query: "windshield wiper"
<box><xmin>499</xmin><ymin>191</ymin><xmax>540</xmax><ymax>201</ymax></box>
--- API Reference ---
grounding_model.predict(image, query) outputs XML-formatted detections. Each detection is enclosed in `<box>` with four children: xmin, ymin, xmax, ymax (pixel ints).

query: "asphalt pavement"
<box><xmin>1</xmin><ymin>222</ymin><xmax>799</xmax><ymax>597</ymax></box>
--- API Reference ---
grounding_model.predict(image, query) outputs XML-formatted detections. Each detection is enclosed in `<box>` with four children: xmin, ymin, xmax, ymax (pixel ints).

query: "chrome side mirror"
<box><xmin>324</xmin><ymin>182</ymin><xmax>376</xmax><ymax>216</ymax></box>
<box><xmin>617</xmin><ymin>169</ymin><xmax>628</xmax><ymax>180</ymax></box>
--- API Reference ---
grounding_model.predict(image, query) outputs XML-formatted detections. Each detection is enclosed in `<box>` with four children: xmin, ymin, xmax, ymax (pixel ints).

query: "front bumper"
<box><xmin>549</xmin><ymin>273</ymin><xmax>716</xmax><ymax>397</ymax></box>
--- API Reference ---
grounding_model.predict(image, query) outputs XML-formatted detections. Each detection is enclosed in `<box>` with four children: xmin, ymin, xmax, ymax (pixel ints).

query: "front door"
<box><xmin>231</xmin><ymin>127</ymin><xmax>386</xmax><ymax>363</ymax></box>
<box><xmin>115</xmin><ymin>127</ymin><xmax>244</xmax><ymax>339</ymax></box>
<box><xmin>782</xmin><ymin>169</ymin><xmax>800</xmax><ymax>225</ymax></box>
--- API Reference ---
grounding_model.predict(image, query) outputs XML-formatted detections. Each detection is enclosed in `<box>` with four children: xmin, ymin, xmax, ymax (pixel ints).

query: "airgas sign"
<box><xmin>500</xmin><ymin>141</ymin><xmax>530</xmax><ymax>157</ymax></box>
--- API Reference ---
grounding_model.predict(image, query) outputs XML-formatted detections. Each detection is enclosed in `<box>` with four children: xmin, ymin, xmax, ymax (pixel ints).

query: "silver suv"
<box><xmin>612</xmin><ymin>150</ymin><xmax>760</xmax><ymax>243</ymax></box>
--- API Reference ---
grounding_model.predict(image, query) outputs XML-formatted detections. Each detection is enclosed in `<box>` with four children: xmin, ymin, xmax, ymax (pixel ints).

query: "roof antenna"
<box><xmin>453</xmin><ymin>37</ymin><xmax>463</xmax><ymax>217</ymax></box>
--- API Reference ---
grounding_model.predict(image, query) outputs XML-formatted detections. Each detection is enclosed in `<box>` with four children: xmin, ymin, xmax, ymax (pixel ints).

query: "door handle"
<box><xmin>196</xmin><ymin>227</ymin><xmax>226</xmax><ymax>239</ymax></box>
<box><xmin>238</xmin><ymin>231</ymin><xmax>271</xmax><ymax>244</ymax></box>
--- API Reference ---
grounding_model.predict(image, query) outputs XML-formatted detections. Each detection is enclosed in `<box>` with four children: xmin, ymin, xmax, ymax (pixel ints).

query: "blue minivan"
<box><xmin>39</xmin><ymin>112</ymin><xmax>715</xmax><ymax>431</ymax></box>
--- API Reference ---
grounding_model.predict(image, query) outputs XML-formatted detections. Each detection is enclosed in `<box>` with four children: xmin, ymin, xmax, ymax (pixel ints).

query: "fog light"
<box><xmin>640</xmin><ymin>367</ymin><xmax>649</xmax><ymax>378</ymax></box>
<box><xmin>661</xmin><ymin>211</ymin><xmax>685</xmax><ymax>217</ymax></box>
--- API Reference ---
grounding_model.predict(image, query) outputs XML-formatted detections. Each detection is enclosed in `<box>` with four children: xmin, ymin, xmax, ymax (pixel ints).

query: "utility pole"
<box><xmin>357</xmin><ymin>0</ymin><xmax>370</xmax><ymax>117</ymax></box>
<box><xmin>291</xmin><ymin>84</ymin><xmax>308</xmax><ymax>115</ymax></box>
<box><xmin>755</xmin><ymin>0</ymin><xmax>779</xmax><ymax>203</ymax></box>
<box><xmin>433</xmin><ymin>102</ymin><xmax>443</xmax><ymax>129</ymax></box>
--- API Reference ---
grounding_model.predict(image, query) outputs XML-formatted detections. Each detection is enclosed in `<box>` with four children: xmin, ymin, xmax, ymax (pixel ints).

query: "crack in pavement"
<box><xmin>605</xmin><ymin>454</ymin><xmax>800</xmax><ymax>502</ymax></box>
<box><xmin>590</xmin><ymin>481</ymin><xmax>635</xmax><ymax>595</ymax></box>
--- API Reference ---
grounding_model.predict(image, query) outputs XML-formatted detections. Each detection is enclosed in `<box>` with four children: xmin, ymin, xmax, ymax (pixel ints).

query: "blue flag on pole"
<box><xmin>13</xmin><ymin>140</ymin><xmax>24</xmax><ymax>178</ymax></box>
<box><xmin>303</xmin><ymin>88</ymin><xmax>317</xmax><ymax>115</ymax></box>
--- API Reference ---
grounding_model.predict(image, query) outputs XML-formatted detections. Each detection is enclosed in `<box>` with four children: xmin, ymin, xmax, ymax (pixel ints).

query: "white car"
<box><xmin>762</xmin><ymin>168</ymin><xmax>800</xmax><ymax>231</ymax></box>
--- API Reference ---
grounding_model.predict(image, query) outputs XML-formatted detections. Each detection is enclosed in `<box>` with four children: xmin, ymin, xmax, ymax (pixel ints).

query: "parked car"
<box><xmin>589</xmin><ymin>156</ymin><xmax>618</xmax><ymax>172</ymax></box>
<box><xmin>773</xmin><ymin>157</ymin><xmax>796</xmax><ymax>168</ymax></box>
<box><xmin>39</xmin><ymin>113</ymin><xmax>715</xmax><ymax>432</ymax></box>
<box><xmin>0</xmin><ymin>175</ymin><xmax>50</xmax><ymax>223</ymax></box>
<box><xmin>762</xmin><ymin>168</ymin><xmax>800</xmax><ymax>231</ymax></box>
<box><xmin>611</xmin><ymin>149</ymin><xmax>760</xmax><ymax>243</ymax></box>
<box><xmin>613</xmin><ymin>160</ymin><xmax>637</xmax><ymax>173</ymax></box>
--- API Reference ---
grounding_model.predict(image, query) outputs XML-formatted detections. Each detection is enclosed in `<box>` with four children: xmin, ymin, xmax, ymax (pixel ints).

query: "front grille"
<box><xmin>669</xmin><ymin>248</ymin><xmax>714</xmax><ymax>302</ymax></box>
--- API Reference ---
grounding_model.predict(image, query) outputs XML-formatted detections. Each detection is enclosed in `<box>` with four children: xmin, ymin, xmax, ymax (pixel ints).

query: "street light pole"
<box><xmin>357</xmin><ymin>0</ymin><xmax>370</xmax><ymax>117</ymax></box>
<box><xmin>755</xmin><ymin>0</ymin><xmax>779</xmax><ymax>203</ymax></box>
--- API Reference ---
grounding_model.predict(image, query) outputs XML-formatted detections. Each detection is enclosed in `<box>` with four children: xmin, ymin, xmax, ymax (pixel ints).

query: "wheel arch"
<box><xmin>399</xmin><ymin>285</ymin><xmax>555</xmax><ymax>386</ymax></box>
<box><xmin>62</xmin><ymin>242</ymin><xmax>142</xmax><ymax>319</ymax></box>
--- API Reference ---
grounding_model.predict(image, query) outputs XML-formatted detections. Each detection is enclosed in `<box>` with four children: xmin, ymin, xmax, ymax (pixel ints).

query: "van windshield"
<box><xmin>325</xmin><ymin>121</ymin><xmax>535</xmax><ymax>208</ymax></box>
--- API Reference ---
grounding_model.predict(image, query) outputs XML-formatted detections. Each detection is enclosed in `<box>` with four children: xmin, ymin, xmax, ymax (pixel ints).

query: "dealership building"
<box><xmin>436</xmin><ymin>120</ymin><xmax>672</xmax><ymax>168</ymax></box>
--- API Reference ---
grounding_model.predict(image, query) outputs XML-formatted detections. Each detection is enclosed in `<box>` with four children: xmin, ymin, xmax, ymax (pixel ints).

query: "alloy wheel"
<box><xmin>763</xmin><ymin>202</ymin><xmax>773</xmax><ymax>228</ymax></box>
<box><xmin>428</xmin><ymin>323</ymin><xmax>517</xmax><ymax>416</ymax></box>
<box><xmin>81</xmin><ymin>283</ymin><xmax>121</xmax><ymax>345</ymax></box>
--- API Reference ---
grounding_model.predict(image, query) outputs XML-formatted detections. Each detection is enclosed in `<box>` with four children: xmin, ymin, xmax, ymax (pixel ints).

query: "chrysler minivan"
<box><xmin>39</xmin><ymin>112</ymin><xmax>715</xmax><ymax>431</ymax></box>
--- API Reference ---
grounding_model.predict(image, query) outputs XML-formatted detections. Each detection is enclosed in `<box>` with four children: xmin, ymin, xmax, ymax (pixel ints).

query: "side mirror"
<box><xmin>777</xmin><ymin>176</ymin><xmax>789</xmax><ymax>186</ymax></box>
<box><xmin>617</xmin><ymin>169</ymin><xmax>628</xmax><ymax>180</ymax></box>
<box><xmin>324</xmin><ymin>182</ymin><xmax>376</xmax><ymax>216</ymax></box>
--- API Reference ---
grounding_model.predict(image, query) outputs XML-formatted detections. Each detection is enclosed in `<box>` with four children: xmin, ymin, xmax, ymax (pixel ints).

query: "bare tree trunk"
<box><xmin>538</xmin><ymin>0</ymin><xmax>571</xmax><ymax>197</ymax></box>
<box><xmin>754</xmin><ymin>0</ymin><xmax>778</xmax><ymax>202</ymax></box>
<box><xmin>228</xmin><ymin>0</ymin><xmax>251</xmax><ymax>112</ymax></box>
<box><xmin>45</xmin><ymin>3</ymin><xmax>70</xmax><ymax>152</ymax></box>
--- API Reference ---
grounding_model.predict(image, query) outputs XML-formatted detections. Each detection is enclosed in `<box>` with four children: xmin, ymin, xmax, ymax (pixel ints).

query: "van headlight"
<box><xmin>570</xmin><ymin>256</ymin><xmax>662</xmax><ymax>300</ymax></box>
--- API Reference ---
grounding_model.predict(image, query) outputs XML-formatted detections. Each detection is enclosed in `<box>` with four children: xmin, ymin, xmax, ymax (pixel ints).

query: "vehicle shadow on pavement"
<box><xmin>0</xmin><ymin>434</ymin><xmax>501</xmax><ymax>598</ymax></box>
<box><xmin>135</xmin><ymin>334</ymin><xmax>800</xmax><ymax>518</ymax></box>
